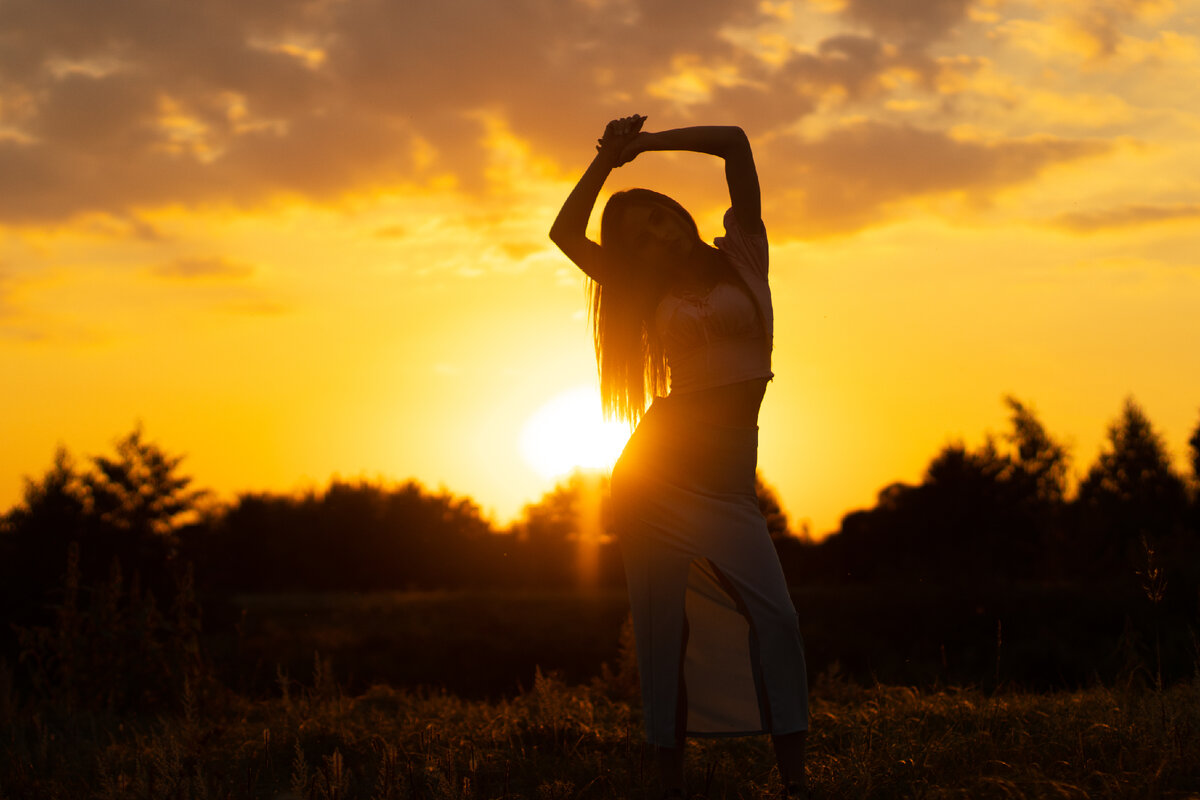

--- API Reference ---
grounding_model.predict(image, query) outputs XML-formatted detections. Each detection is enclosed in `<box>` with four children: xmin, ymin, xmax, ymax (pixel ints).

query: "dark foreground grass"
<box><xmin>3</xmin><ymin>661</ymin><xmax>1199</xmax><ymax>800</ymax></box>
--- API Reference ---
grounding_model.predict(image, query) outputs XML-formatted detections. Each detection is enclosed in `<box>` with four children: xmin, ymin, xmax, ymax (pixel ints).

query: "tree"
<box><xmin>999</xmin><ymin>397</ymin><xmax>1073</xmax><ymax>577</ymax></box>
<box><xmin>189</xmin><ymin>477</ymin><xmax>501</xmax><ymax>592</ymax></box>
<box><xmin>1076</xmin><ymin>397</ymin><xmax>1187</xmax><ymax>574</ymax></box>
<box><xmin>1183</xmin><ymin>410</ymin><xmax>1200</xmax><ymax>580</ymax></box>
<box><xmin>1003</xmin><ymin>395</ymin><xmax>1070</xmax><ymax>505</ymax></box>
<box><xmin>818</xmin><ymin>397</ymin><xmax>1072</xmax><ymax>584</ymax></box>
<box><xmin>514</xmin><ymin>471</ymin><xmax>615</xmax><ymax>587</ymax></box>
<box><xmin>1188</xmin><ymin>408</ymin><xmax>1200</xmax><ymax>486</ymax></box>
<box><xmin>1</xmin><ymin>448</ymin><xmax>91</xmax><ymax>612</ymax></box>
<box><xmin>2</xmin><ymin>428</ymin><xmax>205</xmax><ymax>601</ymax></box>
<box><xmin>756</xmin><ymin>471</ymin><xmax>790</xmax><ymax>540</ymax></box>
<box><xmin>919</xmin><ymin>438</ymin><xmax>1019</xmax><ymax>579</ymax></box>
<box><xmin>3</xmin><ymin>446</ymin><xmax>89</xmax><ymax>542</ymax></box>
<box><xmin>85</xmin><ymin>425</ymin><xmax>206</xmax><ymax>542</ymax></box>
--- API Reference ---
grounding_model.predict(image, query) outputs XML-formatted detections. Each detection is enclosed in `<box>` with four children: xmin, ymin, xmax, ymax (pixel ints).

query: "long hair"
<box><xmin>589</xmin><ymin>189</ymin><xmax>702</xmax><ymax>425</ymax></box>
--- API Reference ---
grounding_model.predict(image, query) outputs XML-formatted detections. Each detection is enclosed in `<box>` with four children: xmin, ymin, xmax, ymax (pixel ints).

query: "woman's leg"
<box><xmin>700</xmin><ymin>519</ymin><xmax>810</xmax><ymax>793</ymax></box>
<box><xmin>655</xmin><ymin>743</ymin><xmax>686</xmax><ymax>795</ymax></box>
<box><xmin>772</xmin><ymin>730</ymin><xmax>807</xmax><ymax>793</ymax></box>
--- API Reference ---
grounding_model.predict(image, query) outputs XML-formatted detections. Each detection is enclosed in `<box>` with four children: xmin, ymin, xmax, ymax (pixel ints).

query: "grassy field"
<box><xmin>206</xmin><ymin>584</ymin><xmax>1196</xmax><ymax>699</ymax></box>
<box><xmin>205</xmin><ymin>590</ymin><xmax>635</xmax><ymax>698</ymax></box>
<box><xmin>4</xmin><ymin>586</ymin><xmax>1199</xmax><ymax>798</ymax></box>
<box><xmin>2</xmin><ymin>659</ymin><xmax>1198</xmax><ymax>799</ymax></box>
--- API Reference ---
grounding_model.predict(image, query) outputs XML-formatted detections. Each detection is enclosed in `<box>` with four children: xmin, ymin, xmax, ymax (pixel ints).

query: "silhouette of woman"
<box><xmin>550</xmin><ymin>116</ymin><xmax>809</xmax><ymax>799</ymax></box>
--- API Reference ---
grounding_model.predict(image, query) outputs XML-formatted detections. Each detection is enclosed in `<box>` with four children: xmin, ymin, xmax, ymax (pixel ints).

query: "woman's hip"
<box><xmin>613</xmin><ymin>397</ymin><xmax>760</xmax><ymax>500</ymax></box>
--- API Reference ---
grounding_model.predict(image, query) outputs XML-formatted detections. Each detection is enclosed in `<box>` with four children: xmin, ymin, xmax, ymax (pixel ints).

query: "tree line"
<box><xmin>789</xmin><ymin>396</ymin><xmax>1200</xmax><ymax>590</ymax></box>
<box><xmin>3</xmin><ymin>395</ymin><xmax>1199</xmax><ymax>613</ymax></box>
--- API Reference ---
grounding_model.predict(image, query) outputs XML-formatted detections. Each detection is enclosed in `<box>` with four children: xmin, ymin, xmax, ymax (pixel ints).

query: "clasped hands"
<box><xmin>596</xmin><ymin>114</ymin><xmax>648</xmax><ymax>168</ymax></box>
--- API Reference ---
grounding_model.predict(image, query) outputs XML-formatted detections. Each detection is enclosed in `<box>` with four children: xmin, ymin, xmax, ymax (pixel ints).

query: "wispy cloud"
<box><xmin>840</xmin><ymin>0</ymin><xmax>973</xmax><ymax>46</ymax></box>
<box><xmin>763</xmin><ymin>122</ymin><xmax>1110</xmax><ymax>235</ymax></box>
<box><xmin>374</xmin><ymin>224</ymin><xmax>408</xmax><ymax>239</ymax></box>
<box><xmin>0</xmin><ymin>272</ymin><xmax>16</xmax><ymax>323</ymax></box>
<box><xmin>1053</xmin><ymin>203</ymin><xmax>1200</xmax><ymax>232</ymax></box>
<box><xmin>151</xmin><ymin>256</ymin><xmax>255</xmax><ymax>280</ymax></box>
<box><xmin>222</xmin><ymin>298</ymin><xmax>290</xmax><ymax>316</ymax></box>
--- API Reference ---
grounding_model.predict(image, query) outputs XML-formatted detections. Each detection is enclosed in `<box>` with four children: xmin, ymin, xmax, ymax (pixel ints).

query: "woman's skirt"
<box><xmin>611</xmin><ymin>397</ymin><xmax>809</xmax><ymax>748</ymax></box>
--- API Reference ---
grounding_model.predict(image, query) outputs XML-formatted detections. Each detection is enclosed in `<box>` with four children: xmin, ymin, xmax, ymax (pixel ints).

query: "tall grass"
<box><xmin>3</xmin><ymin>646</ymin><xmax>1198</xmax><ymax>799</ymax></box>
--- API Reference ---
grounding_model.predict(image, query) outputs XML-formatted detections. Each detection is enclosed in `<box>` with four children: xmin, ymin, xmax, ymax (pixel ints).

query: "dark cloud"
<box><xmin>0</xmin><ymin>0</ymin><xmax>1062</xmax><ymax>232</ymax></box>
<box><xmin>697</xmin><ymin>36</ymin><xmax>903</xmax><ymax>135</ymax></box>
<box><xmin>840</xmin><ymin>0</ymin><xmax>973</xmax><ymax>46</ymax></box>
<box><xmin>1069</xmin><ymin>0</ymin><xmax>1164</xmax><ymax>58</ymax></box>
<box><xmin>1053</xmin><ymin>203</ymin><xmax>1200</xmax><ymax>232</ymax></box>
<box><xmin>0</xmin><ymin>0</ymin><xmax>766</xmax><ymax>221</ymax></box>
<box><xmin>781</xmin><ymin>34</ymin><xmax>942</xmax><ymax>99</ymax></box>
<box><xmin>151</xmin><ymin>256</ymin><xmax>256</xmax><ymax>280</ymax></box>
<box><xmin>760</xmin><ymin>122</ymin><xmax>1110</xmax><ymax>236</ymax></box>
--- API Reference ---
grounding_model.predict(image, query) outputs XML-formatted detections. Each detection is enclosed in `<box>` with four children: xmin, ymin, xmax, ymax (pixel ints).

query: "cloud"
<box><xmin>222</xmin><ymin>298</ymin><xmax>290</xmax><ymax>316</ymax></box>
<box><xmin>840</xmin><ymin>0</ymin><xmax>973</xmax><ymax>45</ymax></box>
<box><xmin>1053</xmin><ymin>203</ymin><xmax>1200</xmax><ymax>232</ymax></box>
<box><xmin>499</xmin><ymin>242</ymin><xmax>543</xmax><ymax>261</ymax></box>
<box><xmin>0</xmin><ymin>0</ymin><xmax>976</xmax><ymax>225</ymax></box>
<box><xmin>0</xmin><ymin>0</ymin><xmax>1161</xmax><ymax>239</ymax></box>
<box><xmin>1065</xmin><ymin>0</ymin><xmax>1174</xmax><ymax>59</ymax></box>
<box><xmin>146</xmin><ymin>255</ymin><xmax>286</xmax><ymax>315</ymax></box>
<box><xmin>0</xmin><ymin>0</ymin><xmax>779</xmax><ymax>222</ymax></box>
<box><xmin>374</xmin><ymin>224</ymin><xmax>407</xmax><ymax>239</ymax></box>
<box><xmin>760</xmin><ymin>122</ymin><xmax>1110</xmax><ymax>236</ymax></box>
<box><xmin>995</xmin><ymin>0</ymin><xmax>1181</xmax><ymax>63</ymax></box>
<box><xmin>700</xmin><ymin>33</ymin><xmax>942</xmax><ymax>131</ymax></box>
<box><xmin>0</xmin><ymin>271</ymin><xmax>15</xmax><ymax>319</ymax></box>
<box><xmin>151</xmin><ymin>256</ymin><xmax>256</xmax><ymax>280</ymax></box>
<box><xmin>0</xmin><ymin>269</ymin><xmax>55</xmax><ymax>342</ymax></box>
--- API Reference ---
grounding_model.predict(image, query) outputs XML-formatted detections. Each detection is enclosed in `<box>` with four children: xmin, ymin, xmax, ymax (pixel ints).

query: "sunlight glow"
<box><xmin>519</xmin><ymin>386</ymin><xmax>630</xmax><ymax>480</ymax></box>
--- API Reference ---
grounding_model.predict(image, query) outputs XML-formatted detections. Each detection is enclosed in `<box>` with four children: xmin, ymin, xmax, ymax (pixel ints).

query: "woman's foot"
<box><xmin>655</xmin><ymin>744</ymin><xmax>686</xmax><ymax>799</ymax></box>
<box><xmin>771</xmin><ymin>730</ymin><xmax>808</xmax><ymax>798</ymax></box>
<box><xmin>782</xmin><ymin>781</ymin><xmax>808</xmax><ymax>799</ymax></box>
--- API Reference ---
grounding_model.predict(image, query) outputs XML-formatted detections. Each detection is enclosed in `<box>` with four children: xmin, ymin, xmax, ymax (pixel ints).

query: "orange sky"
<box><xmin>3</xmin><ymin>0</ymin><xmax>1199</xmax><ymax>536</ymax></box>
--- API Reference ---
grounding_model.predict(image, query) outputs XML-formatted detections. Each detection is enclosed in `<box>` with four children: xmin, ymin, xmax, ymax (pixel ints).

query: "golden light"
<box><xmin>519</xmin><ymin>386</ymin><xmax>631</xmax><ymax>479</ymax></box>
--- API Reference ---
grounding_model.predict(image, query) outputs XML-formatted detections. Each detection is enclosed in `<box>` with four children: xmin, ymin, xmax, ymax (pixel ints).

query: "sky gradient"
<box><xmin>3</xmin><ymin>0</ymin><xmax>1199</xmax><ymax>535</ymax></box>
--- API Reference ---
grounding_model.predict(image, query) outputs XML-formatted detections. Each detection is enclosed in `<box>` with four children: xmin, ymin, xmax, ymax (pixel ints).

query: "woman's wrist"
<box><xmin>595</xmin><ymin>114</ymin><xmax>647</xmax><ymax>167</ymax></box>
<box><xmin>593</xmin><ymin>146</ymin><xmax>620</xmax><ymax>169</ymax></box>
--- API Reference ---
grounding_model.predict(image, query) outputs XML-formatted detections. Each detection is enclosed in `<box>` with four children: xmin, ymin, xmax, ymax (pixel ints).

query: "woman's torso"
<box><xmin>651</xmin><ymin>213</ymin><xmax>773</xmax><ymax>428</ymax></box>
<box><xmin>661</xmin><ymin>376</ymin><xmax>768</xmax><ymax>428</ymax></box>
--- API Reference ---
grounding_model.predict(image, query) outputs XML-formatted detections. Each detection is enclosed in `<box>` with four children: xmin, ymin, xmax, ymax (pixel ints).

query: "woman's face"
<box><xmin>620</xmin><ymin>202</ymin><xmax>696</xmax><ymax>278</ymax></box>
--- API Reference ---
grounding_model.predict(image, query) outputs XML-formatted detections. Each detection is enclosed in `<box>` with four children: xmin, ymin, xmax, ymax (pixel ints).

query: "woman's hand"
<box><xmin>614</xmin><ymin>132</ymin><xmax>652</xmax><ymax>167</ymax></box>
<box><xmin>596</xmin><ymin>114</ymin><xmax>646</xmax><ymax>167</ymax></box>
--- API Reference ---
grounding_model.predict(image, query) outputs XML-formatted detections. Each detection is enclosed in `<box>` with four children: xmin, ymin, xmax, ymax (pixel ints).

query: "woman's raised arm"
<box><xmin>618</xmin><ymin>126</ymin><xmax>762</xmax><ymax>235</ymax></box>
<box><xmin>549</xmin><ymin>115</ymin><xmax>646</xmax><ymax>282</ymax></box>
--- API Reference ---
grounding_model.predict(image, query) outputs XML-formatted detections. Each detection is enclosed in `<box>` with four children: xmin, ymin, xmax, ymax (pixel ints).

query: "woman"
<box><xmin>549</xmin><ymin>116</ymin><xmax>809</xmax><ymax>799</ymax></box>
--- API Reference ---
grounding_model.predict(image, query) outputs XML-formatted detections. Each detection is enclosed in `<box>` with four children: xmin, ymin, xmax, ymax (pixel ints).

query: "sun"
<box><xmin>519</xmin><ymin>385</ymin><xmax>631</xmax><ymax>479</ymax></box>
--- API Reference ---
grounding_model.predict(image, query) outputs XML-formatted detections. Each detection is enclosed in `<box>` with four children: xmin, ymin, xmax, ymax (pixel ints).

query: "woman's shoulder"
<box><xmin>713</xmin><ymin>208</ymin><xmax>768</xmax><ymax>280</ymax></box>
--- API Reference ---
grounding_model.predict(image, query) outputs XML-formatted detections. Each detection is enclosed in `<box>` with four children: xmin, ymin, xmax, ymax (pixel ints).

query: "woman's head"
<box><xmin>587</xmin><ymin>188</ymin><xmax>701</xmax><ymax>425</ymax></box>
<box><xmin>600</xmin><ymin>189</ymin><xmax>701</xmax><ymax>284</ymax></box>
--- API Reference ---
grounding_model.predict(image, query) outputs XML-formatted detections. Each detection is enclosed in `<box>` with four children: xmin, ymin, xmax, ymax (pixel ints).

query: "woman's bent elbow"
<box><xmin>724</xmin><ymin>126</ymin><xmax>750</xmax><ymax>151</ymax></box>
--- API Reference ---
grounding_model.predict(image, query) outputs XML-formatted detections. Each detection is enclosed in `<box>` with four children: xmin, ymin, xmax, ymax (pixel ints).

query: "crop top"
<box><xmin>653</xmin><ymin>208</ymin><xmax>774</xmax><ymax>395</ymax></box>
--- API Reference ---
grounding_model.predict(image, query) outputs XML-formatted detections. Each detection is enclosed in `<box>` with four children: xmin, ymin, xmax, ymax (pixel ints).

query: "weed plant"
<box><xmin>11</xmin><ymin>543</ymin><xmax>209</xmax><ymax>716</ymax></box>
